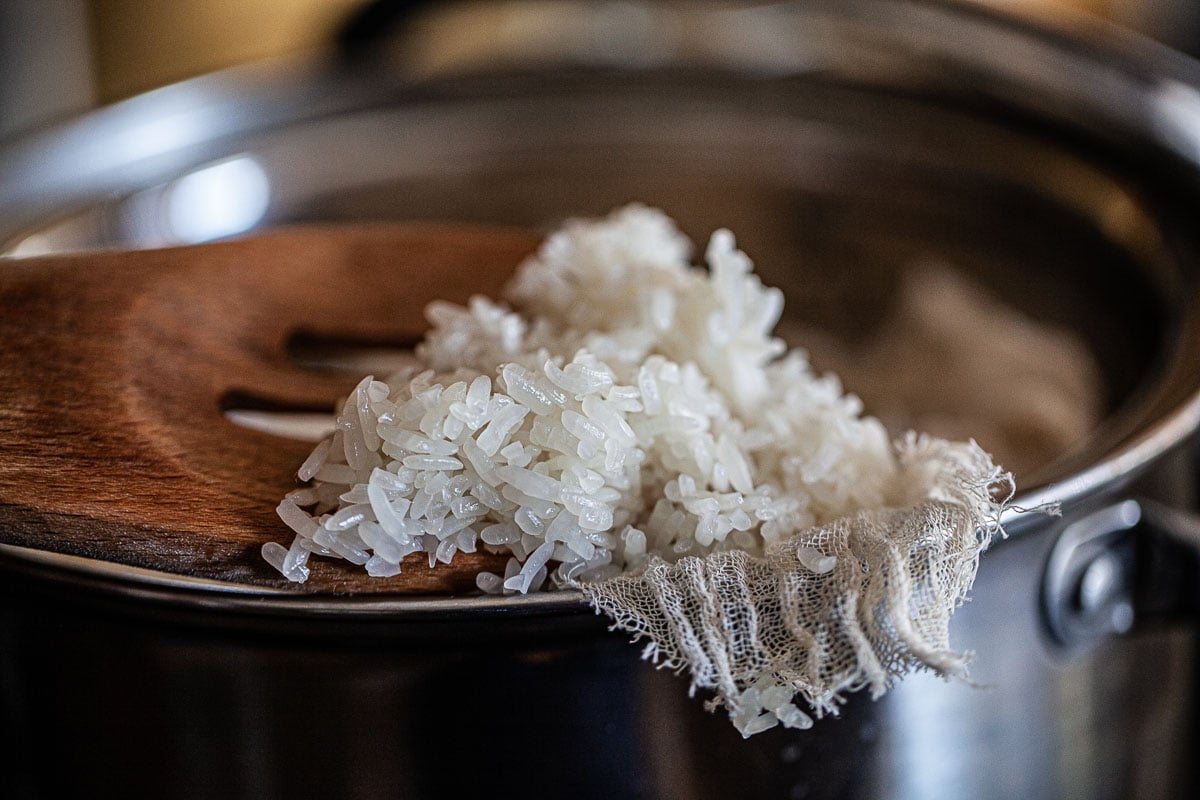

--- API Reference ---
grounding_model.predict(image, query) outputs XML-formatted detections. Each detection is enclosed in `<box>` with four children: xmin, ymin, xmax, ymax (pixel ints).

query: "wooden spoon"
<box><xmin>0</xmin><ymin>224</ymin><xmax>542</xmax><ymax>594</ymax></box>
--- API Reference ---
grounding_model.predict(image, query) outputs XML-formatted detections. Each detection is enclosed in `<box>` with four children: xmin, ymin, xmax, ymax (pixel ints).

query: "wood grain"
<box><xmin>0</xmin><ymin>224</ymin><xmax>542</xmax><ymax>593</ymax></box>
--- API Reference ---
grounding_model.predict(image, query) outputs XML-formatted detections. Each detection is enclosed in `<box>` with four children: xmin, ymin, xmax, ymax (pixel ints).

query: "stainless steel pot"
<box><xmin>3</xmin><ymin>2</ymin><xmax>1200</xmax><ymax>798</ymax></box>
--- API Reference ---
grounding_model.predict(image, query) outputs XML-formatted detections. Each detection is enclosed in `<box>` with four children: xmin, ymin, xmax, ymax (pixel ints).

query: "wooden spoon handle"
<box><xmin>0</xmin><ymin>224</ymin><xmax>542</xmax><ymax>593</ymax></box>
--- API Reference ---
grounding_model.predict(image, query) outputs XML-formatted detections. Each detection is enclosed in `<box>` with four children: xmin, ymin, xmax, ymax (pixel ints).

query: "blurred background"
<box><xmin>2</xmin><ymin>0</ymin><xmax>1200</xmax><ymax>141</ymax></box>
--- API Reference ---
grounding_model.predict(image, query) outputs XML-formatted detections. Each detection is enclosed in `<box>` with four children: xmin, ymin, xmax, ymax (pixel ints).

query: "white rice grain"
<box><xmin>297</xmin><ymin>439</ymin><xmax>332</xmax><ymax>481</ymax></box>
<box><xmin>266</xmin><ymin>205</ymin><xmax>968</xmax><ymax>624</ymax></box>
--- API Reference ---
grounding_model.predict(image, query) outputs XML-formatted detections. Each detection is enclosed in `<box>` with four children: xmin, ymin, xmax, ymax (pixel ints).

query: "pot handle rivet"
<box><xmin>1041</xmin><ymin>499</ymin><xmax>1200</xmax><ymax>654</ymax></box>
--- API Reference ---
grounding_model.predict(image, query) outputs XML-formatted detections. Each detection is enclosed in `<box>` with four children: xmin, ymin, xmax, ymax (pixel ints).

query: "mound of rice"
<box><xmin>264</xmin><ymin>205</ymin><xmax>1011</xmax><ymax>736</ymax></box>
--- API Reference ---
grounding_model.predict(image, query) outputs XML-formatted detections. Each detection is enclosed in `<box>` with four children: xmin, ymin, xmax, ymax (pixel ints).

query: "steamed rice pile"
<box><xmin>264</xmin><ymin>205</ymin><xmax>1010</xmax><ymax>736</ymax></box>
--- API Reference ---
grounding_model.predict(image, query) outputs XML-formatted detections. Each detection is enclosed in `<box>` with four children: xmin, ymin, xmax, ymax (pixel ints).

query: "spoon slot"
<box><xmin>285</xmin><ymin>330</ymin><xmax>424</xmax><ymax>374</ymax></box>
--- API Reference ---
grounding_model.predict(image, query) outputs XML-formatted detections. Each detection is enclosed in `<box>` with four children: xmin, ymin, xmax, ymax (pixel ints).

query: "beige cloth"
<box><xmin>581</xmin><ymin>435</ymin><xmax>1011</xmax><ymax>737</ymax></box>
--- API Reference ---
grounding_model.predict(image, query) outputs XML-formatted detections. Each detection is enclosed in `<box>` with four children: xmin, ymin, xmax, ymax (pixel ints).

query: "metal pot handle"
<box><xmin>1041</xmin><ymin>499</ymin><xmax>1200</xmax><ymax>653</ymax></box>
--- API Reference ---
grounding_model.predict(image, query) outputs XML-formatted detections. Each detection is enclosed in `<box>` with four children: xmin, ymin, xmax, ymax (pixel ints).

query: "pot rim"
<box><xmin>2</xmin><ymin>0</ymin><xmax>1200</xmax><ymax>613</ymax></box>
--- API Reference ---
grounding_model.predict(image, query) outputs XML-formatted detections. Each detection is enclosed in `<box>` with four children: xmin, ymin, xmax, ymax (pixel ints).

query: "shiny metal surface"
<box><xmin>1</xmin><ymin>0</ymin><xmax>1199</xmax><ymax>596</ymax></box>
<box><xmin>2</xmin><ymin>490</ymin><xmax>1194</xmax><ymax>799</ymax></box>
<box><xmin>1042</xmin><ymin>500</ymin><xmax>1144</xmax><ymax>651</ymax></box>
<box><xmin>0</xmin><ymin>541</ymin><xmax>590</xmax><ymax>618</ymax></box>
<box><xmin>2</xmin><ymin>2</ymin><xmax>1200</xmax><ymax>798</ymax></box>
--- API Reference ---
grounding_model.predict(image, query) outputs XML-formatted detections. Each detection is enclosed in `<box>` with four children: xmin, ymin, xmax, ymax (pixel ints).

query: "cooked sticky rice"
<box><xmin>264</xmin><ymin>205</ymin><xmax>1010</xmax><ymax>736</ymax></box>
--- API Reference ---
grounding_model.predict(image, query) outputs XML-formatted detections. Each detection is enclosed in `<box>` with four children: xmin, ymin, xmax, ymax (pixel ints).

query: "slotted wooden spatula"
<box><xmin>0</xmin><ymin>224</ymin><xmax>542</xmax><ymax>594</ymax></box>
